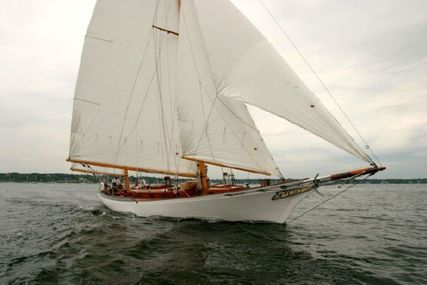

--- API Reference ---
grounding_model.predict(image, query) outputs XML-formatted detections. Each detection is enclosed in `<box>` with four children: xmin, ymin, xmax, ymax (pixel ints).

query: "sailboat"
<box><xmin>67</xmin><ymin>0</ymin><xmax>385</xmax><ymax>223</ymax></box>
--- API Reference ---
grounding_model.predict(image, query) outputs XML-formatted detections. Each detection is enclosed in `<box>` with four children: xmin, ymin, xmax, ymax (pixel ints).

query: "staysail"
<box><xmin>177</xmin><ymin>0</ymin><xmax>281</xmax><ymax>177</ymax></box>
<box><xmin>179</xmin><ymin>0</ymin><xmax>371</xmax><ymax>163</ymax></box>
<box><xmin>69</xmin><ymin>0</ymin><xmax>196</xmax><ymax>177</ymax></box>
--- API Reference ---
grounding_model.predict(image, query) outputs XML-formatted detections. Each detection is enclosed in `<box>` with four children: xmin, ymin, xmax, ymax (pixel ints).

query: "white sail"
<box><xmin>177</xmin><ymin>0</ymin><xmax>281</xmax><ymax>176</ymax></box>
<box><xmin>184</xmin><ymin>0</ymin><xmax>371</xmax><ymax>163</ymax></box>
<box><xmin>69</xmin><ymin>0</ymin><xmax>196</xmax><ymax>177</ymax></box>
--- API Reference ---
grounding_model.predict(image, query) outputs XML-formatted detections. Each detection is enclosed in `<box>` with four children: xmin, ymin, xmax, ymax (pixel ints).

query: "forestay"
<box><xmin>69</xmin><ymin>0</ymin><xmax>196</xmax><ymax>177</ymax></box>
<box><xmin>185</xmin><ymin>0</ymin><xmax>370</xmax><ymax>163</ymax></box>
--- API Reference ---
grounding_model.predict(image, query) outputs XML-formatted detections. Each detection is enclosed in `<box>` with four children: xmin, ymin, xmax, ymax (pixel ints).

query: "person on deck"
<box><xmin>112</xmin><ymin>176</ymin><xmax>122</xmax><ymax>192</ymax></box>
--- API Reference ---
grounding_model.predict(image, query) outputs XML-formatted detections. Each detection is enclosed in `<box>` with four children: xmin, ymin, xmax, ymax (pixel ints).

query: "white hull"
<box><xmin>98</xmin><ymin>186</ymin><xmax>312</xmax><ymax>223</ymax></box>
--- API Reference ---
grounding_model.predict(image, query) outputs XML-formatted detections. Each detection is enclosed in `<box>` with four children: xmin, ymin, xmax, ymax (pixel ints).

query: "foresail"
<box><xmin>69</xmin><ymin>0</ymin><xmax>197</xmax><ymax>177</ymax></box>
<box><xmin>177</xmin><ymin>0</ymin><xmax>281</xmax><ymax>177</ymax></box>
<box><xmin>187</xmin><ymin>0</ymin><xmax>371</xmax><ymax>163</ymax></box>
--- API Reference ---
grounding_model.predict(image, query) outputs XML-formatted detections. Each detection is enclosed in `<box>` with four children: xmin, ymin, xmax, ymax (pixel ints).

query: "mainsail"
<box><xmin>69</xmin><ymin>0</ymin><xmax>196</xmax><ymax>177</ymax></box>
<box><xmin>177</xmin><ymin>0</ymin><xmax>371</xmax><ymax>163</ymax></box>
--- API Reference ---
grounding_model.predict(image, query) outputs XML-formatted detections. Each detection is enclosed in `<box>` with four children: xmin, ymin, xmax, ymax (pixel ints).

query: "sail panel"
<box><xmin>69</xmin><ymin>0</ymin><xmax>197</xmax><ymax>176</ymax></box>
<box><xmin>189</xmin><ymin>0</ymin><xmax>370</xmax><ymax>163</ymax></box>
<box><xmin>176</xmin><ymin>0</ymin><xmax>281</xmax><ymax>177</ymax></box>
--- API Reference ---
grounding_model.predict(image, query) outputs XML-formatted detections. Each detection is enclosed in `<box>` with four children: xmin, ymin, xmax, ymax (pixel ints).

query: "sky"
<box><xmin>0</xmin><ymin>0</ymin><xmax>426</xmax><ymax>178</ymax></box>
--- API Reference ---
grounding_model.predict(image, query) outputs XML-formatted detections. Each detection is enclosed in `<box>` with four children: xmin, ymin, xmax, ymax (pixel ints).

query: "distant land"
<box><xmin>0</xmin><ymin>173</ymin><xmax>426</xmax><ymax>184</ymax></box>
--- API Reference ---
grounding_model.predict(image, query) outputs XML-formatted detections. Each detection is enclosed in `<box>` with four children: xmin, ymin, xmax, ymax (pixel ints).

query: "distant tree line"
<box><xmin>0</xmin><ymin>172</ymin><xmax>182</xmax><ymax>184</ymax></box>
<box><xmin>0</xmin><ymin>172</ymin><xmax>280</xmax><ymax>185</ymax></box>
<box><xmin>0</xmin><ymin>173</ymin><xmax>426</xmax><ymax>184</ymax></box>
<box><xmin>0</xmin><ymin>172</ymin><xmax>99</xmax><ymax>183</ymax></box>
<box><xmin>352</xmin><ymin>178</ymin><xmax>427</xmax><ymax>184</ymax></box>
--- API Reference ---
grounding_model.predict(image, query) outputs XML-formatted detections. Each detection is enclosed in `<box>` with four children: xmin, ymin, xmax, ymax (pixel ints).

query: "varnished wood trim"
<box><xmin>67</xmin><ymin>158</ymin><xmax>197</xmax><ymax>178</ymax></box>
<box><xmin>124</xmin><ymin>169</ymin><xmax>131</xmax><ymax>192</ymax></box>
<box><xmin>70</xmin><ymin>166</ymin><xmax>124</xmax><ymax>176</ymax></box>
<box><xmin>182</xmin><ymin>156</ymin><xmax>271</xmax><ymax>176</ymax></box>
<box><xmin>330</xmin><ymin>166</ymin><xmax>386</xmax><ymax>180</ymax></box>
<box><xmin>198</xmin><ymin>161</ymin><xmax>208</xmax><ymax>194</ymax></box>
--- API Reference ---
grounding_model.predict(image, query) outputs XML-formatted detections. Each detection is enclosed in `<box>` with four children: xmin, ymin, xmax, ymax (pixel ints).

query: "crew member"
<box><xmin>112</xmin><ymin>176</ymin><xmax>122</xmax><ymax>192</ymax></box>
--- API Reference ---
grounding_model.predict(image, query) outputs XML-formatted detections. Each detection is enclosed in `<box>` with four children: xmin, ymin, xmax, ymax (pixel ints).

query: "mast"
<box><xmin>123</xmin><ymin>169</ymin><xmax>131</xmax><ymax>193</ymax></box>
<box><xmin>197</xmin><ymin>161</ymin><xmax>208</xmax><ymax>194</ymax></box>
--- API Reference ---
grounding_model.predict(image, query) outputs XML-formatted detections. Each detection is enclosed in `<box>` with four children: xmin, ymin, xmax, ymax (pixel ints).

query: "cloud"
<box><xmin>0</xmin><ymin>0</ymin><xmax>96</xmax><ymax>173</ymax></box>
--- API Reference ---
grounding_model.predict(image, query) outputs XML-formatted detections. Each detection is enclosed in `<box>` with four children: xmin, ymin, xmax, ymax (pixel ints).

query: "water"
<box><xmin>0</xmin><ymin>183</ymin><xmax>426</xmax><ymax>284</ymax></box>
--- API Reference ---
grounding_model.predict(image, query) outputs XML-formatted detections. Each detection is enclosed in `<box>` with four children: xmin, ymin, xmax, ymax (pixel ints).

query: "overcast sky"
<box><xmin>1</xmin><ymin>0</ymin><xmax>426</xmax><ymax>178</ymax></box>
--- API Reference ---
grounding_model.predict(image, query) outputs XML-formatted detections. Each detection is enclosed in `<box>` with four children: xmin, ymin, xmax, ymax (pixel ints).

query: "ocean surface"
<box><xmin>0</xmin><ymin>183</ymin><xmax>426</xmax><ymax>284</ymax></box>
